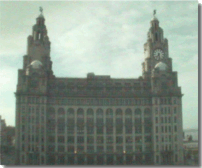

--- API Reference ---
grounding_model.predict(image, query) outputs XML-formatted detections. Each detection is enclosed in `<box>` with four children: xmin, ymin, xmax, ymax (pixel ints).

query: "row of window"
<box><xmin>22</xmin><ymin>154</ymin><xmax>153</xmax><ymax>165</ymax></box>
<box><xmin>48</xmin><ymin>108</ymin><xmax>151</xmax><ymax>117</ymax></box>
<box><xmin>155</xmin><ymin>116</ymin><xmax>178</xmax><ymax>123</ymax></box>
<box><xmin>156</xmin><ymin>125</ymin><xmax>178</xmax><ymax>133</ymax></box>
<box><xmin>18</xmin><ymin>96</ymin><xmax>180</xmax><ymax>106</ymax></box>
<box><xmin>46</xmin><ymin>135</ymin><xmax>152</xmax><ymax>144</ymax></box>
<box><xmin>47</xmin><ymin>125</ymin><xmax>152</xmax><ymax>134</ymax></box>
<box><xmin>156</xmin><ymin>135</ymin><xmax>178</xmax><ymax>143</ymax></box>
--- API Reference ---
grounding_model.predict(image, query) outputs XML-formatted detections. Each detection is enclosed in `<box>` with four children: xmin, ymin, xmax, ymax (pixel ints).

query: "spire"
<box><xmin>151</xmin><ymin>9</ymin><xmax>158</xmax><ymax>22</ymax></box>
<box><xmin>38</xmin><ymin>6</ymin><xmax>44</xmax><ymax>18</ymax></box>
<box><xmin>32</xmin><ymin>7</ymin><xmax>48</xmax><ymax>41</ymax></box>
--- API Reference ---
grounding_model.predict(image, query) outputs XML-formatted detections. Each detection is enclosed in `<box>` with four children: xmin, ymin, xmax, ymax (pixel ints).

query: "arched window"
<box><xmin>125</xmin><ymin>108</ymin><xmax>132</xmax><ymax>116</ymax></box>
<box><xmin>67</xmin><ymin>108</ymin><xmax>74</xmax><ymax>117</ymax></box>
<box><xmin>87</xmin><ymin>108</ymin><xmax>94</xmax><ymax>117</ymax></box>
<box><xmin>144</xmin><ymin>108</ymin><xmax>150</xmax><ymax>115</ymax></box>
<box><xmin>96</xmin><ymin>108</ymin><xmax>103</xmax><ymax>117</ymax></box>
<box><xmin>155</xmin><ymin>33</ymin><xmax>158</xmax><ymax>41</ymax></box>
<box><xmin>77</xmin><ymin>108</ymin><xmax>84</xmax><ymax>118</ymax></box>
<box><xmin>116</xmin><ymin>108</ymin><xmax>122</xmax><ymax>117</ymax></box>
<box><xmin>106</xmin><ymin>108</ymin><xmax>113</xmax><ymax>117</ymax></box>
<box><xmin>135</xmin><ymin>108</ymin><xmax>141</xmax><ymax>115</ymax></box>
<box><xmin>58</xmin><ymin>108</ymin><xmax>65</xmax><ymax>120</ymax></box>
<box><xmin>48</xmin><ymin>107</ymin><xmax>55</xmax><ymax>118</ymax></box>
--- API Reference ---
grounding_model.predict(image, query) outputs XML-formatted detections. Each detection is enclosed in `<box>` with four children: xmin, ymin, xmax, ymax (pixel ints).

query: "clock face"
<box><xmin>153</xmin><ymin>49</ymin><xmax>164</xmax><ymax>60</ymax></box>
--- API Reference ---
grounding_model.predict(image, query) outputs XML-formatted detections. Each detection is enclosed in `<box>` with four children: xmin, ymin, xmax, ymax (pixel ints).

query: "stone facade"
<box><xmin>15</xmin><ymin>11</ymin><xmax>184</xmax><ymax>165</ymax></box>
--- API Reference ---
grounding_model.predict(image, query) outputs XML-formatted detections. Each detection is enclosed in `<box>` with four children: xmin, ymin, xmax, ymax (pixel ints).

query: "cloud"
<box><xmin>0</xmin><ymin>1</ymin><xmax>198</xmax><ymax>127</ymax></box>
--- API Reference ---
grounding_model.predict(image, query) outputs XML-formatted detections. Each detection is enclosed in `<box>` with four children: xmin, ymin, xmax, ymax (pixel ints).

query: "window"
<box><xmin>155</xmin><ymin>117</ymin><xmax>158</xmax><ymax>123</ymax></box>
<box><xmin>87</xmin><ymin>136</ymin><xmax>94</xmax><ymax>144</ymax></box>
<box><xmin>48</xmin><ymin>136</ymin><xmax>55</xmax><ymax>143</ymax></box>
<box><xmin>174</xmin><ymin>125</ymin><xmax>177</xmax><ymax>132</ymax></box>
<box><xmin>175</xmin><ymin>154</ymin><xmax>178</xmax><ymax>162</ymax></box>
<box><xmin>162</xmin><ymin>136</ymin><xmax>164</xmax><ymax>142</ymax></box>
<box><xmin>161</xmin><ymin>126</ymin><xmax>164</xmax><ymax>133</ymax></box>
<box><xmin>145</xmin><ymin>136</ymin><xmax>151</xmax><ymax>142</ymax></box>
<box><xmin>161</xmin><ymin>108</ymin><xmax>163</xmax><ymax>114</ymax></box>
<box><xmin>168</xmin><ymin>107</ymin><xmax>170</xmax><ymax>113</ymax></box>
<box><xmin>144</xmin><ymin>108</ymin><xmax>150</xmax><ymax>115</ymax></box>
<box><xmin>135</xmin><ymin>126</ymin><xmax>142</xmax><ymax>133</ymax></box>
<box><xmin>87</xmin><ymin>146</ymin><xmax>94</xmax><ymax>152</ymax></box>
<box><xmin>174</xmin><ymin>135</ymin><xmax>177</xmax><ymax>141</ymax></box>
<box><xmin>174</xmin><ymin>107</ymin><xmax>177</xmax><ymax>114</ymax></box>
<box><xmin>68</xmin><ymin>146</ymin><xmax>74</xmax><ymax>152</ymax></box>
<box><xmin>174</xmin><ymin>116</ymin><xmax>177</xmax><ymax>123</ymax></box>
<box><xmin>156</xmin><ymin>126</ymin><xmax>158</xmax><ymax>133</ymax></box>
<box><xmin>125</xmin><ymin>108</ymin><xmax>132</xmax><ymax>117</ymax></box>
<box><xmin>96</xmin><ymin>108</ymin><xmax>103</xmax><ymax>117</ymax></box>
<box><xmin>77</xmin><ymin>136</ymin><xmax>84</xmax><ymax>143</ymax></box>
<box><xmin>58</xmin><ymin>136</ymin><xmax>64</xmax><ymax>143</ymax></box>
<box><xmin>156</xmin><ymin>155</ymin><xmax>159</xmax><ymax>163</ymax></box>
<box><xmin>67</xmin><ymin>136</ymin><xmax>74</xmax><ymax>143</ymax></box>
<box><xmin>169</xmin><ymin>135</ymin><xmax>171</xmax><ymax>142</ymax></box>
<box><xmin>116</xmin><ymin>108</ymin><xmax>122</xmax><ymax>117</ymax></box>
<box><xmin>58</xmin><ymin>145</ymin><xmax>65</xmax><ymax>152</ymax></box>
<box><xmin>165</xmin><ymin>126</ymin><xmax>167</xmax><ymax>133</ymax></box>
<box><xmin>135</xmin><ymin>136</ymin><xmax>142</xmax><ymax>143</ymax></box>
<box><xmin>126</xmin><ymin>136</ymin><xmax>133</xmax><ymax>143</ymax></box>
<box><xmin>106</xmin><ymin>108</ymin><xmax>113</xmax><ymax>117</ymax></box>
<box><xmin>106</xmin><ymin>136</ymin><xmax>113</xmax><ymax>144</ymax></box>
<box><xmin>97</xmin><ymin>136</ymin><xmax>104</xmax><ymax>143</ymax></box>
<box><xmin>116</xmin><ymin>136</ymin><xmax>123</xmax><ymax>143</ymax></box>
<box><xmin>161</xmin><ymin>117</ymin><xmax>164</xmax><ymax>123</ymax></box>
<box><xmin>135</xmin><ymin>108</ymin><xmax>141</xmax><ymax>115</ymax></box>
<box><xmin>87</xmin><ymin>108</ymin><xmax>94</xmax><ymax>117</ymax></box>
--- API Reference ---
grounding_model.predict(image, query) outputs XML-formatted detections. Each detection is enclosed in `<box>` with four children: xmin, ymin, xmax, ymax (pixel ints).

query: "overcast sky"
<box><xmin>0</xmin><ymin>1</ymin><xmax>198</xmax><ymax>129</ymax></box>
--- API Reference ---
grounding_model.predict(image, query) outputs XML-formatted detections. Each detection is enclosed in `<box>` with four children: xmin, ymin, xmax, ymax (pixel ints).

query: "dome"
<box><xmin>151</xmin><ymin>16</ymin><xmax>158</xmax><ymax>21</ymax></box>
<box><xmin>30</xmin><ymin>60</ymin><xmax>43</xmax><ymax>69</ymax></box>
<box><xmin>154</xmin><ymin>62</ymin><xmax>168</xmax><ymax>71</ymax></box>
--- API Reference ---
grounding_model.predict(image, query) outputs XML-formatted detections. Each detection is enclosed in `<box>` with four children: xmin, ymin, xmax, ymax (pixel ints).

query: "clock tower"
<box><xmin>142</xmin><ymin>10</ymin><xmax>173</xmax><ymax>79</ymax></box>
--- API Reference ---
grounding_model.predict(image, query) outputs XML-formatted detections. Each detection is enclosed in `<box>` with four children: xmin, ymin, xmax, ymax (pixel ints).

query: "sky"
<box><xmin>0</xmin><ymin>1</ymin><xmax>198</xmax><ymax>129</ymax></box>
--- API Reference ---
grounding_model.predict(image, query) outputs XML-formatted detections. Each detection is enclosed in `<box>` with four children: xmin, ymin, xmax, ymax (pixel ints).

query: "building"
<box><xmin>183</xmin><ymin>134</ymin><xmax>198</xmax><ymax>165</ymax></box>
<box><xmin>0</xmin><ymin>117</ymin><xmax>16</xmax><ymax>165</ymax></box>
<box><xmin>15</xmin><ymin>9</ymin><xmax>184</xmax><ymax>165</ymax></box>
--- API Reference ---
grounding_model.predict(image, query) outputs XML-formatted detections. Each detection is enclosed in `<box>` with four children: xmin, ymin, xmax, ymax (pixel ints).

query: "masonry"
<box><xmin>15</xmin><ymin>9</ymin><xmax>184</xmax><ymax>165</ymax></box>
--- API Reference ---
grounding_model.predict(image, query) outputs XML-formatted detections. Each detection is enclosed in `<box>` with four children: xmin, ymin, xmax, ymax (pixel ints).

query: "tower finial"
<box><xmin>153</xmin><ymin>9</ymin><xmax>156</xmax><ymax>17</ymax></box>
<box><xmin>39</xmin><ymin>6</ymin><xmax>43</xmax><ymax>14</ymax></box>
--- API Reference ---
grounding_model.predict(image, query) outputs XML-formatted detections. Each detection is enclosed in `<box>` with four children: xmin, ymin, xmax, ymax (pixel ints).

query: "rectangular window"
<box><xmin>161</xmin><ymin>126</ymin><xmax>164</xmax><ymax>133</ymax></box>
<box><xmin>161</xmin><ymin>117</ymin><xmax>164</xmax><ymax>123</ymax></box>
<box><xmin>174</xmin><ymin>125</ymin><xmax>177</xmax><ymax>132</ymax></box>
<box><xmin>174</xmin><ymin>107</ymin><xmax>177</xmax><ymax>113</ymax></box>
<box><xmin>156</xmin><ymin>155</ymin><xmax>159</xmax><ymax>163</ymax></box>
<box><xmin>165</xmin><ymin>117</ymin><xmax>167</xmax><ymax>123</ymax></box>
<box><xmin>67</xmin><ymin>136</ymin><xmax>74</xmax><ymax>143</ymax></box>
<box><xmin>161</xmin><ymin>108</ymin><xmax>163</xmax><ymax>114</ymax></box>
<box><xmin>169</xmin><ymin>135</ymin><xmax>171</xmax><ymax>142</ymax></box>
<box><xmin>174</xmin><ymin>116</ymin><xmax>177</xmax><ymax>123</ymax></box>
<box><xmin>156</xmin><ymin>126</ymin><xmax>158</xmax><ymax>133</ymax></box>
<box><xmin>58</xmin><ymin>145</ymin><xmax>65</xmax><ymax>152</ymax></box>
<box><xmin>175</xmin><ymin>154</ymin><xmax>178</xmax><ymax>162</ymax></box>
<box><xmin>116</xmin><ymin>136</ymin><xmax>123</xmax><ymax>143</ymax></box>
<box><xmin>58</xmin><ymin>136</ymin><xmax>64</xmax><ymax>143</ymax></box>
<box><xmin>77</xmin><ymin>136</ymin><xmax>84</xmax><ymax>143</ymax></box>
<box><xmin>87</xmin><ymin>136</ymin><xmax>94</xmax><ymax>144</ymax></box>
<box><xmin>155</xmin><ymin>117</ymin><xmax>158</xmax><ymax>123</ymax></box>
